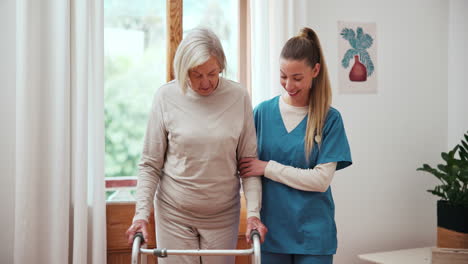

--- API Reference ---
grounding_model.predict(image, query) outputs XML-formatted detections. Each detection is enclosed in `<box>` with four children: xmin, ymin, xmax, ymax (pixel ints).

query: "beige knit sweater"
<box><xmin>133</xmin><ymin>78</ymin><xmax>261</xmax><ymax>228</ymax></box>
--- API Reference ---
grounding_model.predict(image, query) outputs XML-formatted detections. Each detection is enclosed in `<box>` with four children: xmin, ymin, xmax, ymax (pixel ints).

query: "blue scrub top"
<box><xmin>254</xmin><ymin>96</ymin><xmax>352</xmax><ymax>255</ymax></box>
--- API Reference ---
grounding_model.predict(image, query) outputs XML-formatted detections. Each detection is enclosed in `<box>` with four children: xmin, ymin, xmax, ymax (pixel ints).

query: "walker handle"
<box><xmin>250</xmin><ymin>229</ymin><xmax>261</xmax><ymax>241</ymax></box>
<box><xmin>133</xmin><ymin>232</ymin><xmax>145</xmax><ymax>244</ymax></box>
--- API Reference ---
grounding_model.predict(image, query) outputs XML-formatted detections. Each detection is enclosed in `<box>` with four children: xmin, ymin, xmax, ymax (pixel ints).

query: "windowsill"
<box><xmin>105</xmin><ymin>176</ymin><xmax>137</xmax><ymax>202</ymax></box>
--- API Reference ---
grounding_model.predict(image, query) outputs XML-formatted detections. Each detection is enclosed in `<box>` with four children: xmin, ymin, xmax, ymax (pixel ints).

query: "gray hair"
<box><xmin>173</xmin><ymin>28</ymin><xmax>226</xmax><ymax>93</ymax></box>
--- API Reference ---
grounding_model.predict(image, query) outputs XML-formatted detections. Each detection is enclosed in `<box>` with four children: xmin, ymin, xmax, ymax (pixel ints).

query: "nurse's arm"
<box><xmin>238</xmin><ymin>157</ymin><xmax>268</xmax><ymax>177</ymax></box>
<box><xmin>264</xmin><ymin>161</ymin><xmax>337</xmax><ymax>192</ymax></box>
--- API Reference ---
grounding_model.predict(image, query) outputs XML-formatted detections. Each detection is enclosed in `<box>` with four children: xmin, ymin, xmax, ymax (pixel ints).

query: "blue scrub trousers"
<box><xmin>262</xmin><ymin>251</ymin><xmax>333</xmax><ymax>264</ymax></box>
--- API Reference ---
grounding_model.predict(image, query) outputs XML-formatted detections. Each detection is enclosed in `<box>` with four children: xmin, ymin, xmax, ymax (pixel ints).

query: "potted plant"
<box><xmin>417</xmin><ymin>131</ymin><xmax>468</xmax><ymax>249</ymax></box>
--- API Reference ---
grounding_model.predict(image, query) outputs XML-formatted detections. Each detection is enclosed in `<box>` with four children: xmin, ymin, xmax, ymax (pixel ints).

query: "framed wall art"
<box><xmin>338</xmin><ymin>21</ymin><xmax>378</xmax><ymax>94</ymax></box>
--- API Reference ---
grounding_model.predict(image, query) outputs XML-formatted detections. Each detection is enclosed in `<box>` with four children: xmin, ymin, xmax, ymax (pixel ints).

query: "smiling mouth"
<box><xmin>288</xmin><ymin>90</ymin><xmax>299</xmax><ymax>96</ymax></box>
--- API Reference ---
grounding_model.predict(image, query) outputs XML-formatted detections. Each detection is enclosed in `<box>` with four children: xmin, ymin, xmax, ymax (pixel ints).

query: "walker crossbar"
<box><xmin>131</xmin><ymin>230</ymin><xmax>261</xmax><ymax>264</ymax></box>
<box><xmin>144</xmin><ymin>248</ymin><xmax>254</xmax><ymax>257</ymax></box>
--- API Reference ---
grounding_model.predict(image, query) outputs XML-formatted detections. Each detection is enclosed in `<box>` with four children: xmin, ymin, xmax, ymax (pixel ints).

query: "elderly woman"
<box><xmin>125</xmin><ymin>28</ymin><xmax>267</xmax><ymax>264</ymax></box>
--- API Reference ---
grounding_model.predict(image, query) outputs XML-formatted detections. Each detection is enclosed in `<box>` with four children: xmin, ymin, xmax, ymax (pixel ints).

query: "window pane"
<box><xmin>183</xmin><ymin>0</ymin><xmax>239</xmax><ymax>81</ymax></box>
<box><xmin>104</xmin><ymin>0</ymin><xmax>166</xmax><ymax>178</ymax></box>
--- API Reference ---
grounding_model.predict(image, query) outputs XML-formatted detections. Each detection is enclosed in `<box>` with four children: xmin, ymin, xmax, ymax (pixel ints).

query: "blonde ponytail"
<box><xmin>281</xmin><ymin>28</ymin><xmax>332</xmax><ymax>160</ymax></box>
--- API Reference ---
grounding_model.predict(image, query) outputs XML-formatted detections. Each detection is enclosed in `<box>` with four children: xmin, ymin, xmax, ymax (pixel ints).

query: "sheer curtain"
<box><xmin>250</xmin><ymin>0</ymin><xmax>311</xmax><ymax>107</ymax></box>
<box><xmin>14</xmin><ymin>1</ymin><xmax>105</xmax><ymax>263</ymax></box>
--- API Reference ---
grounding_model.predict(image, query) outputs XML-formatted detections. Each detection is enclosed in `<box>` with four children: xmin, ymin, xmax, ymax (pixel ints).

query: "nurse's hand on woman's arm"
<box><xmin>238</xmin><ymin>157</ymin><xmax>268</xmax><ymax>178</ymax></box>
<box><xmin>246</xmin><ymin>216</ymin><xmax>268</xmax><ymax>244</ymax></box>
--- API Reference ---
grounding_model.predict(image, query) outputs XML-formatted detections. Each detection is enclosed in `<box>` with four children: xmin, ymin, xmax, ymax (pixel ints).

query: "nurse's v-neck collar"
<box><xmin>275</xmin><ymin>96</ymin><xmax>308</xmax><ymax>135</ymax></box>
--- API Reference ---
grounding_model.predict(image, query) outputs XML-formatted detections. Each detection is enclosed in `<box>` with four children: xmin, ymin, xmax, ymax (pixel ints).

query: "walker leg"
<box><xmin>140</xmin><ymin>242</ymin><xmax>147</xmax><ymax>264</ymax></box>
<box><xmin>250</xmin><ymin>230</ymin><xmax>262</xmax><ymax>264</ymax></box>
<box><xmin>132</xmin><ymin>233</ymin><xmax>144</xmax><ymax>264</ymax></box>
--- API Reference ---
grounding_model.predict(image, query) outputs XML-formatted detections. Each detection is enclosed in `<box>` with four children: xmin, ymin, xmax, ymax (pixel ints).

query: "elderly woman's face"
<box><xmin>188</xmin><ymin>56</ymin><xmax>220</xmax><ymax>96</ymax></box>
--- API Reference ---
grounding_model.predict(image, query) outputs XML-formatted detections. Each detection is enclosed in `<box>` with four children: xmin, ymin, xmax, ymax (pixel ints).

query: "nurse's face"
<box><xmin>280</xmin><ymin>58</ymin><xmax>320</xmax><ymax>107</ymax></box>
<box><xmin>188</xmin><ymin>56</ymin><xmax>221</xmax><ymax>96</ymax></box>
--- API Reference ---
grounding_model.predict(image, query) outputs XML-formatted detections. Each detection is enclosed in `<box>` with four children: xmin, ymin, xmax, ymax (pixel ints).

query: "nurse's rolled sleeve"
<box><xmin>264</xmin><ymin>161</ymin><xmax>337</xmax><ymax>192</ymax></box>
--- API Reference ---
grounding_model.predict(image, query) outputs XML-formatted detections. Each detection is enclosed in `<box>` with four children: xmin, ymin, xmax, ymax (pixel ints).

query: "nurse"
<box><xmin>238</xmin><ymin>27</ymin><xmax>352</xmax><ymax>264</ymax></box>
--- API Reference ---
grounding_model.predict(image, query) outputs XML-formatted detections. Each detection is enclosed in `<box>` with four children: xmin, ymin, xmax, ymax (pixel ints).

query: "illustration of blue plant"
<box><xmin>340</xmin><ymin>27</ymin><xmax>374</xmax><ymax>77</ymax></box>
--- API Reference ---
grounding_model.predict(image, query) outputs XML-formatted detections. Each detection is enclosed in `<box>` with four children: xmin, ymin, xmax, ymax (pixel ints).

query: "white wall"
<box><xmin>0</xmin><ymin>0</ymin><xmax>16</xmax><ymax>263</ymax></box>
<box><xmin>298</xmin><ymin>0</ymin><xmax>449</xmax><ymax>263</ymax></box>
<box><xmin>448</xmin><ymin>0</ymin><xmax>468</xmax><ymax>148</ymax></box>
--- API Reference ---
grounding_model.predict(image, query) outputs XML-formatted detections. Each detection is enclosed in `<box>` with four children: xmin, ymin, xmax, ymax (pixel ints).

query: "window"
<box><xmin>104</xmin><ymin>0</ymin><xmax>167</xmax><ymax>199</ymax></box>
<box><xmin>183</xmin><ymin>0</ymin><xmax>239</xmax><ymax>81</ymax></box>
<box><xmin>104</xmin><ymin>0</ymin><xmax>248</xmax><ymax>201</ymax></box>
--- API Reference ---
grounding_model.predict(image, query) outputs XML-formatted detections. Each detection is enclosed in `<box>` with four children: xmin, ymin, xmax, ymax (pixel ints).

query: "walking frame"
<box><xmin>131</xmin><ymin>230</ymin><xmax>262</xmax><ymax>264</ymax></box>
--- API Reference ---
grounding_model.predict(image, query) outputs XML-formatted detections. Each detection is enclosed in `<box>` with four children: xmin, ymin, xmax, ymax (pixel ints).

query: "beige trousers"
<box><xmin>155</xmin><ymin>200</ymin><xmax>240</xmax><ymax>264</ymax></box>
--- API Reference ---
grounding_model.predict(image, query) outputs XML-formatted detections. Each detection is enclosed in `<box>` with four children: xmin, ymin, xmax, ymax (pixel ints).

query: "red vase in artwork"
<box><xmin>349</xmin><ymin>55</ymin><xmax>367</xmax><ymax>82</ymax></box>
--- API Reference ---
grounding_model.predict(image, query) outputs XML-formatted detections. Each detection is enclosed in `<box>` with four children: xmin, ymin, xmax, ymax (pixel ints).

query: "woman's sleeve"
<box><xmin>264</xmin><ymin>161</ymin><xmax>337</xmax><ymax>192</ymax></box>
<box><xmin>237</xmin><ymin>90</ymin><xmax>262</xmax><ymax>219</ymax></box>
<box><xmin>133</xmin><ymin>90</ymin><xmax>168</xmax><ymax>222</ymax></box>
<box><xmin>316</xmin><ymin>109</ymin><xmax>352</xmax><ymax>170</ymax></box>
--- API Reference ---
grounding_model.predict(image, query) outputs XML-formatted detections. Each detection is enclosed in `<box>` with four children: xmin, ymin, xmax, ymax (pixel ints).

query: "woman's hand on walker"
<box><xmin>246</xmin><ymin>216</ymin><xmax>268</xmax><ymax>244</ymax></box>
<box><xmin>238</xmin><ymin>158</ymin><xmax>268</xmax><ymax>178</ymax></box>
<box><xmin>125</xmin><ymin>219</ymin><xmax>149</xmax><ymax>245</ymax></box>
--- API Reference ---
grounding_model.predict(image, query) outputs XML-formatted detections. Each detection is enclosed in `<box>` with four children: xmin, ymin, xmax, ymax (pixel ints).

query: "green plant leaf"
<box><xmin>417</xmin><ymin>165</ymin><xmax>448</xmax><ymax>183</ymax></box>
<box><xmin>341</xmin><ymin>49</ymin><xmax>358</xmax><ymax>68</ymax></box>
<box><xmin>438</xmin><ymin>164</ymin><xmax>448</xmax><ymax>173</ymax></box>
<box><xmin>460</xmin><ymin>132</ymin><xmax>468</xmax><ymax>161</ymax></box>
<box><xmin>341</xmin><ymin>28</ymin><xmax>357</xmax><ymax>49</ymax></box>
<box><xmin>441</xmin><ymin>152</ymin><xmax>449</xmax><ymax>162</ymax></box>
<box><xmin>459</xmin><ymin>146</ymin><xmax>468</xmax><ymax>161</ymax></box>
<box><xmin>461</xmin><ymin>140</ymin><xmax>468</xmax><ymax>153</ymax></box>
<box><xmin>427</xmin><ymin>189</ymin><xmax>445</xmax><ymax>199</ymax></box>
<box><xmin>416</xmin><ymin>164</ymin><xmax>430</xmax><ymax>172</ymax></box>
<box><xmin>356</xmin><ymin>27</ymin><xmax>363</xmax><ymax>39</ymax></box>
<box><xmin>449</xmin><ymin>146</ymin><xmax>458</xmax><ymax>158</ymax></box>
<box><xmin>460</xmin><ymin>168</ymin><xmax>468</xmax><ymax>183</ymax></box>
<box><xmin>356</xmin><ymin>28</ymin><xmax>374</xmax><ymax>50</ymax></box>
<box><xmin>358</xmin><ymin>50</ymin><xmax>374</xmax><ymax>77</ymax></box>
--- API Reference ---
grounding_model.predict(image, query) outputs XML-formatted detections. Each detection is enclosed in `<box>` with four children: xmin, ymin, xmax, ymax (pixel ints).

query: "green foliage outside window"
<box><xmin>104</xmin><ymin>0</ymin><xmax>166</xmax><ymax>177</ymax></box>
<box><xmin>104</xmin><ymin>0</ymin><xmax>237</xmax><ymax>178</ymax></box>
